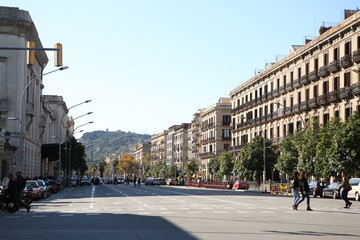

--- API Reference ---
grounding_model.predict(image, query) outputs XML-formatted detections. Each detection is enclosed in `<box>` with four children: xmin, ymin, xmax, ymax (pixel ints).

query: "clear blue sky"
<box><xmin>2</xmin><ymin>1</ymin><xmax>359</xmax><ymax>135</ymax></box>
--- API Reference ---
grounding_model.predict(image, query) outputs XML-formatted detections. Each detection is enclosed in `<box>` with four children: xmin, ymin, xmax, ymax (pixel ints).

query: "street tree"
<box><xmin>218</xmin><ymin>152</ymin><xmax>234</xmax><ymax>181</ymax></box>
<box><xmin>118</xmin><ymin>153</ymin><xmax>139</xmax><ymax>176</ymax></box>
<box><xmin>275</xmin><ymin>134</ymin><xmax>299</xmax><ymax>176</ymax></box>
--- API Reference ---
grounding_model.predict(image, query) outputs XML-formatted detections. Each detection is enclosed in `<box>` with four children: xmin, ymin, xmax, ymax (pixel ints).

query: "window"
<box><xmin>306</xmin><ymin>89</ymin><xmax>310</xmax><ymax>101</ymax></box>
<box><xmin>277</xmin><ymin>126</ymin><xmax>280</xmax><ymax>138</ymax></box>
<box><xmin>224</xmin><ymin>144</ymin><xmax>229</xmax><ymax>150</ymax></box>
<box><xmin>297</xmin><ymin>121</ymin><xmax>302</xmax><ymax>130</ymax></box>
<box><xmin>283</xmin><ymin>124</ymin><xmax>287</xmax><ymax>137</ymax></box>
<box><xmin>283</xmin><ymin>75</ymin><xmax>286</xmax><ymax>86</ymax></box>
<box><xmin>333</xmin><ymin>76</ymin><xmax>339</xmax><ymax>91</ymax></box>
<box><xmin>298</xmin><ymin>67</ymin><xmax>302</xmax><ymax>79</ymax></box>
<box><xmin>298</xmin><ymin>92</ymin><xmax>301</xmax><ymax>104</ymax></box>
<box><xmin>334</xmin><ymin>47</ymin><xmax>339</xmax><ymax>60</ymax></box>
<box><xmin>344</xmin><ymin>72</ymin><xmax>351</xmax><ymax>87</ymax></box>
<box><xmin>270</xmin><ymin>128</ymin><xmax>274</xmax><ymax>139</ymax></box>
<box><xmin>313</xmin><ymin>85</ymin><xmax>318</xmax><ymax>98</ymax></box>
<box><xmin>223</xmin><ymin>115</ymin><xmax>231</xmax><ymax>125</ymax></box>
<box><xmin>305</xmin><ymin>62</ymin><xmax>310</xmax><ymax>74</ymax></box>
<box><xmin>288</xmin><ymin>123</ymin><xmax>294</xmax><ymax>134</ymax></box>
<box><xmin>250</xmin><ymin>93</ymin><xmax>252</xmax><ymax>101</ymax></box>
<box><xmin>314</xmin><ymin>58</ymin><xmax>319</xmax><ymax>71</ymax></box>
<box><xmin>323</xmin><ymin>113</ymin><xmax>329</xmax><ymax>126</ymax></box>
<box><xmin>277</xmin><ymin>78</ymin><xmax>280</xmax><ymax>89</ymax></box>
<box><xmin>323</xmin><ymin>81</ymin><xmax>329</xmax><ymax>95</ymax></box>
<box><xmin>271</xmin><ymin>82</ymin><xmax>274</xmax><ymax>91</ymax></box>
<box><xmin>335</xmin><ymin>110</ymin><xmax>339</xmax><ymax>118</ymax></box>
<box><xmin>345</xmin><ymin>107</ymin><xmax>352</xmax><ymax>120</ymax></box>
<box><xmin>345</xmin><ymin>41</ymin><xmax>351</xmax><ymax>55</ymax></box>
<box><xmin>223</xmin><ymin>129</ymin><xmax>231</xmax><ymax>139</ymax></box>
<box><xmin>324</xmin><ymin>53</ymin><xmax>329</xmax><ymax>65</ymax></box>
<box><xmin>290</xmin><ymin>71</ymin><xmax>294</xmax><ymax>83</ymax></box>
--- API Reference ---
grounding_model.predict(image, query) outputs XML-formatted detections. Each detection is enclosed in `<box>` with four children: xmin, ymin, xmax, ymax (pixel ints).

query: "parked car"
<box><xmin>232</xmin><ymin>180</ymin><xmax>249</xmax><ymax>190</ymax></box>
<box><xmin>25</xmin><ymin>180</ymin><xmax>42</xmax><ymax>199</ymax></box>
<box><xmin>36</xmin><ymin>180</ymin><xmax>50</xmax><ymax>198</ymax></box>
<box><xmin>308</xmin><ymin>181</ymin><xmax>329</xmax><ymax>197</ymax></box>
<box><xmin>106</xmin><ymin>178</ymin><xmax>114</xmax><ymax>184</ymax></box>
<box><xmin>80</xmin><ymin>178</ymin><xmax>91</xmax><ymax>186</ymax></box>
<box><xmin>159</xmin><ymin>178</ymin><xmax>166</xmax><ymax>185</ymax></box>
<box><xmin>117</xmin><ymin>177</ymin><xmax>125</xmax><ymax>184</ymax></box>
<box><xmin>145</xmin><ymin>178</ymin><xmax>154</xmax><ymax>185</ymax></box>
<box><xmin>348</xmin><ymin>178</ymin><xmax>360</xmax><ymax>201</ymax></box>
<box><xmin>322</xmin><ymin>182</ymin><xmax>341</xmax><ymax>199</ymax></box>
<box><xmin>152</xmin><ymin>178</ymin><xmax>160</xmax><ymax>186</ymax></box>
<box><xmin>166</xmin><ymin>179</ymin><xmax>178</xmax><ymax>185</ymax></box>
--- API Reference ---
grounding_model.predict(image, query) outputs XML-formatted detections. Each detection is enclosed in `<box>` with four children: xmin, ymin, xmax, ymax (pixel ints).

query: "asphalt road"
<box><xmin>0</xmin><ymin>183</ymin><xmax>359</xmax><ymax>240</ymax></box>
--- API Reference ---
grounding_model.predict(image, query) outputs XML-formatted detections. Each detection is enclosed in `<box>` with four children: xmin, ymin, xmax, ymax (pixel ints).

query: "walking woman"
<box><xmin>339</xmin><ymin>172</ymin><xmax>352</xmax><ymax>208</ymax></box>
<box><xmin>297</xmin><ymin>170</ymin><xmax>312</xmax><ymax>211</ymax></box>
<box><xmin>291</xmin><ymin>171</ymin><xmax>301</xmax><ymax>210</ymax></box>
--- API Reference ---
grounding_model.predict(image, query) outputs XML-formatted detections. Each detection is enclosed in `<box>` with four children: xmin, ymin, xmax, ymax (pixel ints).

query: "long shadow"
<box><xmin>0</xmin><ymin>212</ymin><xmax>198</xmax><ymax>240</ymax></box>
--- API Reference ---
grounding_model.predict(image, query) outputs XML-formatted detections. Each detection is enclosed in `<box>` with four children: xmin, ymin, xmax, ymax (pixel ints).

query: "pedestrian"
<box><xmin>291</xmin><ymin>171</ymin><xmax>301</xmax><ymax>210</ymax></box>
<box><xmin>137</xmin><ymin>177</ymin><xmax>141</xmax><ymax>187</ymax></box>
<box><xmin>134</xmin><ymin>177</ymin><xmax>137</xmax><ymax>187</ymax></box>
<box><xmin>297</xmin><ymin>170</ymin><xmax>312</xmax><ymax>211</ymax></box>
<box><xmin>6</xmin><ymin>174</ymin><xmax>30</xmax><ymax>213</ymax></box>
<box><xmin>15</xmin><ymin>171</ymin><xmax>26</xmax><ymax>194</ymax></box>
<box><xmin>339</xmin><ymin>172</ymin><xmax>352</xmax><ymax>209</ymax></box>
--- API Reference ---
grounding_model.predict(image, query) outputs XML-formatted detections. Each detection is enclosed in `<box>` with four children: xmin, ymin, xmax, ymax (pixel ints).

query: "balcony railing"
<box><xmin>351</xmin><ymin>82</ymin><xmax>360</xmax><ymax>95</ymax></box>
<box><xmin>222</xmin><ymin>121</ymin><xmax>231</xmax><ymax>126</ymax></box>
<box><xmin>318</xmin><ymin>65</ymin><xmax>330</xmax><ymax>78</ymax></box>
<box><xmin>339</xmin><ymin>87</ymin><xmax>352</xmax><ymax>99</ymax></box>
<box><xmin>328</xmin><ymin>91</ymin><xmax>339</xmax><ymax>102</ymax></box>
<box><xmin>199</xmin><ymin>152</ymin><xmax>214</xmax><ymax>157</ymax></box>
<box><xmin>318</xmin><ymin>95</ymin><xmax>328</xmax><ymax>105</ymax></box>
<box><xmin>285</xmin><ymin>82</ymin><xmax>294</xmax><ymax>92</ymax></box>
<box><xmin>292</xmin><ymin>104</ymin><xmax>299</xmax><ymax>113</ymax></box>
<box><xmin>353</xmin><ymin>49</ymin><xmax>360</xmax><ymax>63</ymax></box>
<box><xmin>340</xmin><ymin>54</ymin><xmax>352</xmax><ymax>69</ymax></box>
<box><xmin>267</xmin><ymin>91</ymin><xmax>274</xmax><ymax>100</ymax></box>
<box><xmin>299</xmin><ymin>101</ymin><xmax>309</xmax><ymax>111</ymax></box>
<box><xmin>300</xmin><ymin>75</ymin><xmax>310</xmax><ymax>85</ymax></box>
<box><xmin>293</xmin><ymin>78</ymin><xmax>301</xmax><ymax>88</ymax></box>
<box><xmin>329</xmin><ymin>60</ymin><xmax>340</xmax><ymax>73</ymax></box>
<box><xmin>308</xmin><ymin>71</ymin><xmax>318</xmax><ymax>82</ymax></box>
<box><xmin>279</xmin><ymin>85</ymin><xmax>286</xmax><ymax>94</ymax></box>
<box><xmin>272</xmin><ymin>89</ymin><xmax>280</xmax><ymax>98</ymax></box>
<box><xmin>308</xmin><ymin>98</ymin><xmax>318</xmax><ymax>108</ymax></box>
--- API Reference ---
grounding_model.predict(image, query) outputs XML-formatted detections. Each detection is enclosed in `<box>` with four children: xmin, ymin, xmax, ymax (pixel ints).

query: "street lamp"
<box><xmin>58</xmin><ymin>100</ymin><xmax>91</xmax><ymax>184</ymax></box>
<box><xmin>8</xmin><ymin>66</ymin><xmax>68</xmax><ymax>175</ymax></box>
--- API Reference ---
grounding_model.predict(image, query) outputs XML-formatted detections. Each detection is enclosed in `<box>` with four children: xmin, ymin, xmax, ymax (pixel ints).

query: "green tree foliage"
<box><xmin>98</xmin><ymin>157</ymin><xmax>107</xmax><ymax>177</ymax></box>
<box><xmin>275</xmin><ymin>134</ymin><xmax>299</xmax><ymax>176</ymax></box>
<box><xmin>234</xmin><ymin>135</ymin><xmax>276</xmax><ymax>183</ymax></box>
<box><xmin>184</xmin><ymin>160</ymin><xmax>198</xmax><ymax>176</ymax></box>
<box><xmin>218</xmin><ymin>152</ymin><xmax>234</xmax><ymax>181</ymax></box>
<box><xmin>61</xmin><ymin>136</ymin><xmax>88</xmax><ymax>176</ymax></box>
<box><xmin>208</xmin><ymin>157</ymin><xmax>219</xmax><ymax>177</ymax></box>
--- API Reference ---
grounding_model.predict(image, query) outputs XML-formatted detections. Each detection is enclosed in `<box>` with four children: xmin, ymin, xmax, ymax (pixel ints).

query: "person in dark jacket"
<box><xmin>7</xmin><ymin>173</ymin><xmax>30</xmax><ymax>213</ymax></box>
<box><xmin>291</xmin><ymin>171</ymin><xmax>301</xmax><ymax>210</ymax></box>
<box><xmin>296</xmin><ymin>170</ymin><xmax>312</xmax><ymax>211</ymax></box>
<box><xmin>15</xmin><ymin>171</ymin><xmax>26</xmax><ymax>193</ymax></box>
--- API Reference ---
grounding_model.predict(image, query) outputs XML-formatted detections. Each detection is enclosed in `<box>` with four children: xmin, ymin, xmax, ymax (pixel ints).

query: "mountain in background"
<box><xmin>80</xmin><ymin>130</ymin><xmax>152</xmax><ymax>162</ymax></box>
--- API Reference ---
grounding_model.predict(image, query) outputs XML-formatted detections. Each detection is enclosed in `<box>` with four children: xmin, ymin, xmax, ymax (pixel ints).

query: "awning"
<box><xmin>41</xmin><ymin>143</ymin><xmax>59</xmax><ymax>161</ymax></box>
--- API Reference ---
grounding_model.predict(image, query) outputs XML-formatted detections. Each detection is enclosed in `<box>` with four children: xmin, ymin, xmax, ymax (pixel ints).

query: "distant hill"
<box><xmin>80</xmin><ymin>130</ymin><xmax>152</xmax><ymax>162</ymax></box>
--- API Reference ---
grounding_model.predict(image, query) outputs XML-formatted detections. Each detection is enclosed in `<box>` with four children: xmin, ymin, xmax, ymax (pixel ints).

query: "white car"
<box><xmin>348</xmin><ymin>178</ymin><xmax>360</xmax><ymax>201</ymax></box>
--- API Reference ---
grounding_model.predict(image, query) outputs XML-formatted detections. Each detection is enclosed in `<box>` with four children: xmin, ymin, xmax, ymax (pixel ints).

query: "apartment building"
<box><xmin>166</xmin><ymin>125</ymin><xmax>181</xmax><ymax>165</ymax></box>
<box><xmin>133</xmin><ymin>141</ymin><xmax>151</xmax><ymax>167</ymax></box>
<box><xmin>190</xmin><ymin>109</ymin><xmax>202</xmax><ymax>166</ymax></box>
<box><xmin>173</xmin><ymin>123</ymin><xmax>190</xmax><ymax>170</ymax></box>
<box><xmin>150</xmin><ymin>131</ymin><xmax>167</xmax><ymax>165</ymax></box>
<box><xmin>230</xmin><ymin>10</ymin><xmax>360</xmax><ymax>155</ymax></box>
<box><xmin>199</xmin><ymin>98</ymin><xmax>232</xmax><ymax>178</ymax></box>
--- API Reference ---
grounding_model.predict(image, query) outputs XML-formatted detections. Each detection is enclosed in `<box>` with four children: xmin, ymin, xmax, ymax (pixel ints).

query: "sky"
<box><xmin>1</xmin><ymin>0</ymin><xmax>359</xmax><ymax>136</ymax></box>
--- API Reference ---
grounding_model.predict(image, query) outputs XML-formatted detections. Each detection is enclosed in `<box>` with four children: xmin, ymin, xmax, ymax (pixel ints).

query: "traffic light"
<box><xmin>54</xmin><ymin>43</ymin><xmax>63</xmax><ymax>67</ymax></box>
<box><xmin>26</xmin><ymin>41</ymin><xmax>36</xmax><ymax>65</ymax></box>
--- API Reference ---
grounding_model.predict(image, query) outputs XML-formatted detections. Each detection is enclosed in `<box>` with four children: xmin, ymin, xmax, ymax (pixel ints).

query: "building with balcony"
<box><xmin>199</xmin><ymin>98</ymin><xmax>232</xmax><ymax>178</ymax></box>
<box><xmin>150</xmin><ymin>130</ymin><xmax>167</xmax><ymax>165</ymax></box>
<box><xmin>189</xmin><ymin>109</ymin><xmax>202</xmax><ymax>167</ymax></box>
<box><xmin>173</xmin><ymin>123</ymin><xmax>191</xmax><ymax>170</ymax></box>
<box><xmin>230</xmin><ymin>10</ymin><xmax>360</xmax><ymax>156</ymax></box>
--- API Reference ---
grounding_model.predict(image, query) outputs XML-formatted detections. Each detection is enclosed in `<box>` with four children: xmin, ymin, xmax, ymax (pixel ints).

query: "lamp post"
<box><xmin>58</xmin><ymin>100</ymin><xmax>91</xmax><ymax>185</ymax></box>
<box><xmin>68</xmin><ymin>121</ymin><xmax>94</xmax><ymax>186</ymax></box>
<box><xmin>8</xmin><ymin>66</ymin><xmax>68</xmax><ymax>175</ymax></box>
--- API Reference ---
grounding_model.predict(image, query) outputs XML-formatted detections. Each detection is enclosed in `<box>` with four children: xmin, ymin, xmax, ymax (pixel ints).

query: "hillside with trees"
<box><xmin>80</xmin><ymin>130</ymin><xmax>151</xmax><ymax>162</ymax></box>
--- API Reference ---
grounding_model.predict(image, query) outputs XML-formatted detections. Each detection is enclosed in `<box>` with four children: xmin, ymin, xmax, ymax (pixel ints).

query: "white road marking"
<box><xmin>90</xmin><ymin>185</ymin><xmax>95</xmax><ymax>209</ymax></box>
<box><xmin>60</xmin><ymin>214</ymin><xmax>74</xmax><ymax>217</ymax></box>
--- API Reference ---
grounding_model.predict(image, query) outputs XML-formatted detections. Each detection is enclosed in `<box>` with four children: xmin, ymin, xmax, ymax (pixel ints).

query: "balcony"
<box><xmin>339</xmin><ymin>87</ymin><xmax>352</xmax><ymax>99</ymax></box>
<box><xmin>351</xmin><ymin>82</ymin><xmax>360</xmax><ymax>96</ymax></box>
<box><xmin>292</xmin><ymin>104</ymin><xmax>299</xmax><ymax>113</ymax></box>
<box><xmin>285</xmin><ymin>82</ymin><xmax>294</xmax><ymax>92</ymax></box>
<box><xmin>260</xmin><ymin>115</ymin><xmax>266</xmax><ymax>122</ymax></box>
<box><xmin>308</xmin><ymin>98</ymin><xmax>318</xmax><ymax>109</ymax></box>
<box><xmin>300</xmin><ymin>75</ymin><xmax>310</xmax><ymax>85</ymax></box>
<box><xmin>308</xmin><ymin>71</ymin><xmax>319</xmax><ymax>82</ymax></box>
<box><xmin>340</xmin><ymin>54</ymin><xmax>352</xmax><ymax>69</ymax></box>
<box><xmin>353</xmin><ymin>49</ymin><xmax>360</xmax><ymax>63</ymax></box>
<box><xmin>267</xmin><ymin>91</ymin><xmax>274</xmax><ymax>100</ymax></box>
<box><xmin>222</xmin><ymin>121</ymin><xmax>231</xmax><ymax>126</ymax></box>
<box><xmin>199</xmin><ymin>152</ymin><xmax>214</xmax><ymax>158</ymax></box>
<box><xmin>284</xmin><ymin>107</ymin><xmax>292</xmax><ymax>115</ymax></box>
<box><xmin>293</xmin><ymin>78</ymin><xmax>301</xmax><ymax>88</ymax></box>
<box><xmin>299</xmin><ymin>101</ymin><xmax>309</xmax><ymax>111</ymax></box>
<box><xmin>272</xmin><ymin>111</ymin><xmax>279</xmax><ymax>120</ymax></box>
<box><xmin>329</xmin><ymin>60</ymin><xmax>340</xmax><ymax>73</ymax></box>
<box><xmin>279</xmin><ymin>85</ymin><xmax>286</xmax><ymax>94</ymax></box>
<box><xmin>260</xmin><ymin>94</ymin><xmax>267</xmax><ymax>103</ymax></box>
<box><xmin>328</xmin><ymin>91</ymin><xmax>339</xmax><ymax>102</ymax></box>
<box><xmin>222</xmin><ymin>136</ymin><xmax>231</xmax><ymax>140</ymax></box>
<box><xmin>318</xmin><ymin>95</ymin><xmax>328</xmax><ymax>105</ymax></box>
<box><xmin>272</xmin><ymin>89</ymin><xmax>280</xmax><ymax>98</ymax></box>
<box><xmin>318</xmin><ymin>65</ymin><xmax>330</xmax><ymax>78</ymax></box>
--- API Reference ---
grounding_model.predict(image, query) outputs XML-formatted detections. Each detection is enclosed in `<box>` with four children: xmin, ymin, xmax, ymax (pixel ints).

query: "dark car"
<box><xmin>106</xmin><ymin>178</ymin><xmax>114</xmax><ymax>184</ymax></box>
<box><xmin>145</xmin><ymin>178</ymin><xmax>154</xmax><ymax>185</ymax></box>
<box><xmin>159</xmin><ymin>178</ymin><xmax>166</xmax><ymax>185</ymax></box>
<box><xmin>152</xmin><ymin>178</ymin><xmax>160</xmax><ymax>186</ymax></box>
<box><xmin>80</xmin><ymin>178</ymin><xmax>91</xmax><ymax>186</ymax></box>
<box><xmin>322</xmin><ymin>182</ymin><xmax>341</xmax><ymax>199</ymax></box>
<box><xmin>36</xmin><ymin>180</ymin><xmax>50</xmax><ymax>198</ymax></box>
<box><xmin>309</xmin><ymin>181</ymin><xmax>329</xmax><ymax>197</ymax></box>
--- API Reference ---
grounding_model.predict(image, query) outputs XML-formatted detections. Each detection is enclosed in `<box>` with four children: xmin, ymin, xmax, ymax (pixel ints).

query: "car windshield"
<box><xmin>328</xmin><ymin>182</ymin><xmax>339</xmax><ymax>188</ymax></box>
<box><xmin>26</xmin><ymin>182</ymin><xmax>37</xmax><ymax>188</ymax></box>
<box><xmin>349</xmin><ymin>179</ymin><xmax>360</xmax><ymax>185</ymax></box>
<box><xmin>37</xmin><ymin>181</ymin><xmax>44</xmax><ymax>186</ymax></box>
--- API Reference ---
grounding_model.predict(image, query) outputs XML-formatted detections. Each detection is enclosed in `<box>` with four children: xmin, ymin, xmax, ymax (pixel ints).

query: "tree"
<box><xmin>275</xmin><ymin>134</ymin><xmax>299</xmax><ymax>176</ymax></box>
<box><xmin>167</xmin><ymin>163</ymin><xmax>177</xmax><ymax>178</ymax></box>
<box><xmin>61</xmin><ymin>136</ymin><xmax>88</xmax><ymax>176</ymax></box>
<box><xmin>218</xmin><ymin>152</ymin><xmax>234</xmax><ymax>181</ymax></box>
<box><xmin>184</xmin><ymin>160</ymin><xmax>198</xmax><ymax>177</ymax></box>
<box><xmin>234</xmin><ymin>135</ymin><xmax>276</xmax><ymax>184</ymax></box>
<box><xmin>208</xmin><ymin>157</ymin><xmax>219</xmax><ymax>179</ymax></box>
<box><xmin>118</xmin><ymin>153</ymin><xmax>139</xmax><ymax>176</ymax></box>
<box><xmin>98</xmin><ymin>157</ymin><xmax>107</xmax><ymax>177</ymax></box>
